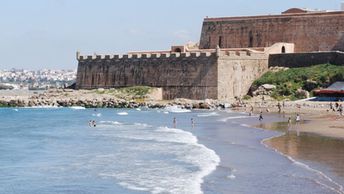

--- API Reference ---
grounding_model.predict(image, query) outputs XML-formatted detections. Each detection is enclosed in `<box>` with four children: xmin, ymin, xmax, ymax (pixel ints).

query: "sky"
<box><xmin>0</xmin><ymin>0</ymin><xmax>342</xmax><ymax>70</ymax></box>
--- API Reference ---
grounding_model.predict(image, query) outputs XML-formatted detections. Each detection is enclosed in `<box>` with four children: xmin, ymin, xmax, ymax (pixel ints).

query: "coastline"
<box><xmin>189</xmin><ymin>109</ymin><xmax>344</xmax><ymax>193</ymax></box>
<box><xmin>0</xmin><ymin>89</ymin><xmax>224</xmax><ymax>109</ymax></box>
<box><xmin>241</xmin><ymin>108</ymin><xmax>344</xmax><ymax>193</ymax></box>
<box><xmin>2</xmin><ymin>106</ymin><xmax>344</xmax><ymax>193</ymax></box>
<box><xmin>234</xmin><ymin>99</ymin><xmax>344</xmax><ymax>140</ymax></box>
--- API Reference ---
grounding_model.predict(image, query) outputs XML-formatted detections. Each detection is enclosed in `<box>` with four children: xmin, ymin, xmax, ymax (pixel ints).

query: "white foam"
<box><xmin>97</xmin><ymin>125</ymin><xmax>220</xmax><ymax>194</ymax></box>
<box><xmin>99</xmin><ymin>121</ymin><xmax>123</xmax><ymax>125</ymax></box>
<box><xmin>70</xmin><ymin>106</ymin><xmax>86</xmax><ymax>110</ymax></box>
<box><xmin>135</xmin><ymin>108</ymin><xmax>142</xmax><ymax>111</ymax></box>
<box><xmin>197</xmin><ymin>112</ymin><xmax>219</xmax><ymax>117</ymax></box>
<box><xmin>219</xmin><ymin>115</ymin><xmax>251</xmax><ymax>122</ymax></box>
<box><xmin>24</xmin><ymin>105</ymin><xmax>60</xmax><ymax>109</ymax></box>
<box><xmin>117</xmin><ymin>112</ymin><xmax>128</xmax><ymax>116</ymax></box>
<box><xmin>92</xmin><ymin>113</ymin><xmax>102</xmax><ymax>117</ymax></box>
<box><xmin>164</xmin><ymin>105</ymin><xmax>191</xmax><ymax>113</ymax></box>
<box><xmin>227</xmin><ymin>174</ymin><xmax>236</xmax><ymax>180</ymax></box>
<box><xmin>13</xmin><ymin>109</ymin><xmax>19</xmax><ymax>112</ymax></box>
<box><xmin>134</xmin><ymin>123</ymin><xmax>152</xmax><ymax>128</ymax></box>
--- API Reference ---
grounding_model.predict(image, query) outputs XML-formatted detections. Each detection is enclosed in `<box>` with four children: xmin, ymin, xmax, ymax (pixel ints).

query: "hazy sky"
<box><xmin>0</xmin><ymin>0</ymin><xmax>342</xmax><ymax>70</ymax></box>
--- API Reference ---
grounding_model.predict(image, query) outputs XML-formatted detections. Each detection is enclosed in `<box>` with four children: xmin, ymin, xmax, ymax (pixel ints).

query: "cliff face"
<box><xmin>199</xmin><ymin>12</ymin><xmax>344</xmax><ymax>52</ymax></box>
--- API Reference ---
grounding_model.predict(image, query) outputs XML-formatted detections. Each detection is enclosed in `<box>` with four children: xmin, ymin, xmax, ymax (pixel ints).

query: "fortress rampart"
<box><xmin>199</xmin><ymin>11</ymin><xmax>344</xmax><ymax>52</ymax></box>
<box><xmin>76</xmin><ymin>50</ymin><xmax>268</xmax><ymax>100</ymax></box>
<box><xmin>76</xmin><ymin>8</ymin><xmax>343</xmax><ymax>101</ymax></box>
<box><xmin>269</xmin><ymin>51</ymin><xmax>344</xmax><ymax>67</ymax></box>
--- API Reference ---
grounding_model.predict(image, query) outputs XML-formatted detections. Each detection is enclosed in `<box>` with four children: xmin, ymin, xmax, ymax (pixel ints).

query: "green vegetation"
<box><xmin>242</xmin><ymin>95</ymin><xmax>252</xmax><ymax>100</ymax></box>
<box><xmin>117</xmin><ymin>86</ymin><xmax>152</xmax><ymax>98</ymax></box>
<box><xmin>252</xmin><ymin>64</ymin><xmax>344</xmax><ymax>100</ymax></box>
<box><xmin>94</xmin><ymin>86</ymin><xmax>152</xmax><ymax>99</ymax></box>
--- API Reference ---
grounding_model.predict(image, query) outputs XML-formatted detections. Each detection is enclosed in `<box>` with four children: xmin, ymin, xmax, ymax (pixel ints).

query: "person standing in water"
<box><xmin>295</xmin><ymin>114</ymin><xmax>301</xmax><ymax>136</ymax></box>
<box><xmin>287</xmin><ymin>117</ymin><xmax>292</xmax><ymax>131</ymax></box>
<box><xmin>191</xmin><ymin>118</ymin><xmax>195</xmax><ymax>128</ymax></box>
<box><xmin>259</xmin><ymin>111</ymin><xmax>263</xmax><ymax>121</ymax></box>
<box><xmin>173</xmin><ymin>117</ymin><xmax>176</xmax><ymax>128</ymax></box>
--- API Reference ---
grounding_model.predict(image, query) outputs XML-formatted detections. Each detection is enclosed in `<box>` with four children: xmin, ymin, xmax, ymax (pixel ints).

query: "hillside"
<box><xmin>251</xmin><ymin>64</ymin><xmax>344</xmax><ymax>100</ymax></box>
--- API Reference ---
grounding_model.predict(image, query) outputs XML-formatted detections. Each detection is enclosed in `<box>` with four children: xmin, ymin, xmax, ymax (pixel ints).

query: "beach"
<box><xmin>0</xmin><ymin>99</ymin><xmax>344</xmax><ymax>193</ymax></box>
<box><xmin>0</xmin><ymin>107</ymin><xmax>344</xmax><ymax>194</ymax></box>
<box><xmin>234</xmin><ymin>97</ymin><xmax>344</xmax><ymax>140</ymax></box>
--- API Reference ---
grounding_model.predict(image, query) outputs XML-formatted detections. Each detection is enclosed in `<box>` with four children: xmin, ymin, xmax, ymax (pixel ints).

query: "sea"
<box><xmin>0</xmin><ymin>107</ymin><xmax>343</xmax><ymax>194</ymax></box>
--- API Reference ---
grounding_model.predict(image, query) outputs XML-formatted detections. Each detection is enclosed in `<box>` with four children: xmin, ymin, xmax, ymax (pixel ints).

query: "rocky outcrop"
<box><xmin>252</xmin><ymin>84</ymin><xmax>276</xmax><ymax>96</ymax></box>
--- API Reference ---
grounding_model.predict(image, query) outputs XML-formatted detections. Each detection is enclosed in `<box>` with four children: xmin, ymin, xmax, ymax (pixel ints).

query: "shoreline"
<box><xmin>246</xmin><ymin>111</ymin><xmax>344</xmax><ymax>193</ymax></box>
<box><xmin>233</xmin><ymin>99</ymin><xmax>344</xmax><ymax>140</ymax></box>
<box><xmin>0</xmin><ymin>89</ymin><xmax>226</xmax><ymax>109</ymax></box>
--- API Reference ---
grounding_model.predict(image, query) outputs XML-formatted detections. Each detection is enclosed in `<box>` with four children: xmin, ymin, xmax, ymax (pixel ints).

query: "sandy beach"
<box><xmin>234</xmin><ymin>96</ymin><xmax>344</xmax><ymax>140</ymax></box>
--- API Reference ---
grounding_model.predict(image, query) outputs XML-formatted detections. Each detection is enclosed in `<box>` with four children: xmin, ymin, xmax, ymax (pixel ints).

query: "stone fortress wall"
<box><xmin>76</xmin><ymin>7</ymin><xmax>344</xmax><ymax>101</ymax></box>
<box><xmin>76</xmin><ymin>49</ymin><xmax>269</xmax><ymax>100</ymax></box>
<box><xmin>76</xmin><ymin>52</ymin><xmax>218</xmax><ymax>100</ymax></box>
<box><xmin>269</xmin><ymin>51</ymin><xmax>344</xmax><ymax>67</ymax></box>
<box><xmin>199</xmin><ymin>11</ymin><xmax>344</xmax><ymax>52</ymax></box>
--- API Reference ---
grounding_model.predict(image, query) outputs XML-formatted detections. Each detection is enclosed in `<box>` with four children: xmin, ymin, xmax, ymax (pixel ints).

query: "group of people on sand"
<box><xmin>329</xmin><ymin>102</ymin><xmax>343</xmax><ymax>116</ymax></box>
<box><xmin>88</xmin><ymin>120</ymin><xmax>97</xmax><ymax>127</ymax></box>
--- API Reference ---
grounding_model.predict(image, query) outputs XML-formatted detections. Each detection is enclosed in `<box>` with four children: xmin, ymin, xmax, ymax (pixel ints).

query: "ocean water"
<box><xmin>0</xmin><ymin>107</ymin><xmax>343</xmax><ymax>194</ymax></box>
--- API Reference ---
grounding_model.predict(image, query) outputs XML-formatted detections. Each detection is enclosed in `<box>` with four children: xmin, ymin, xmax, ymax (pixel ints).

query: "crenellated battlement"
<box><xmin>77</xmin><ymin>49</ymin><xmax>268</xmax><ymax>62</ymax></box>
<box><xmin>77</xmin><ymin>51</ymin><xmax>216</xmax><ymax>61</ymax></box>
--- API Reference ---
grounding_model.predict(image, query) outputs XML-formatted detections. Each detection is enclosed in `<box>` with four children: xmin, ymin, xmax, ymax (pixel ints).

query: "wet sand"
<box><xmin>257</xmin><ymin>120</ymin><xmax>344</xmax><ymax>187</ymax></box>
<box><xmin>235</xmin><ymin>99</ymin><xmax>344</xmax><ymax>140</ymax></box>
<box><xmin>233</xmin><ymin>99</ymin><xmax>344</xmax><ymax>190</ymax></box>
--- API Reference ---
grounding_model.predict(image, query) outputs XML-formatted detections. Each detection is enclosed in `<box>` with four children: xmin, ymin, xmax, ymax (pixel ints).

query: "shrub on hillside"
<box><xmin>252</xmin><ymin>64</ymin><xmax>344</xmax><ymax>100</ymax></box>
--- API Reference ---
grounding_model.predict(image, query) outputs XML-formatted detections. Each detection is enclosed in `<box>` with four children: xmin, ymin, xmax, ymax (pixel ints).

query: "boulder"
<box><xmin>296</xmin><ymin>88</ymin><xmax>310</xmax><ymax>99</ymax></box>
<box><xmin>252</xmin><ymin>84</ymin><xmax>276</xmax><ymax>96</ymax></box>
<box><xmin>261</xmin><ymin>84</ymin><xmax>276</xmax><ymax>90</ymax></box>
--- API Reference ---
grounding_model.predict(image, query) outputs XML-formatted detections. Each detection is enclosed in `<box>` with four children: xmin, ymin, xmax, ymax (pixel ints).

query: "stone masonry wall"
<box><xmin>76</xmin><ymin>53</ymin><xmax>218</xmax><ymax>100</ymax></box>
<box><xmin>269</xmin><ymin>51</ymin><xmax>344</xmax><ymax>67</ymax></box>
<box><xmin>217</xmin><ymin>52</ymin><xmax>269</xmax><ymax>100</ymax></box>
<box><xmin>200</xmin><ymin>12</ymin><xmax>344</xmax><ymax>52</ymax></box>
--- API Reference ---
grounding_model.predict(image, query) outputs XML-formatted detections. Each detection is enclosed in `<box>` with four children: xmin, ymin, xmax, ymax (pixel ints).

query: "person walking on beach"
<box><xmin>296</xmin><ymin>114</ymin><xmax>301</xmax><ymax>123</ymax></box>
<box><xmin>173</xmin><ymin>117</ymin><xmax>176</xmax><ymax>128</ymax></box>
<box><xmin>338</xmin><ymin>104</ymin><xmax>343</xmax><ymax>116</ymax></box>
<box><xmin>295</xmin><ymin>114</ymin><xmax>301</xmax><ymax>136</ymax></box>
<box><xmin>330</xmin><ymin>102</ymin><xmax>334</xmax><ymax>111</ymax></box>
<box><xmin>277</xmin><ymin>102</ymin><xmax>281</xmax><ymax>114</ymax></box>
<box><xmin>259</xmin><ymin>111</ymin><xmax>263</xmax><ymax>121</ymax></box>
<box><xmin>287</xmin><ymin>117</ymin><xmax>292</xmax><ymax>129</ymax></box>
<box><xmin>249</xmin><ymin>105</ymin><xmax>254</xmax><ymax>116</ymax></box>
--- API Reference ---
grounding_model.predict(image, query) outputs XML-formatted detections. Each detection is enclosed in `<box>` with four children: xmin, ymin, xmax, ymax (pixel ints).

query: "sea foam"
<box><xmin>164</xmin><ymin>105</ymin><xmax>191</xmax><ymax>113</ymax></box>
<box><xmin>97</xmin><ymin>123</ymin><xmax>220</xmax><ymax>194</ymax></box>
<box><xmin>197</xmin><ymin>112</ymin><xmax>219</xmax><ymax>117</ymax></box>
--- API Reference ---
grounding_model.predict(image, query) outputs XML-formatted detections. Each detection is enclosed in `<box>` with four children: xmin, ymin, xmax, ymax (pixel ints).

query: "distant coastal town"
<box><xmin>0</xmin><ymin>69</ymin><xmax>76</xmax><ymax>90</ymax></box>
